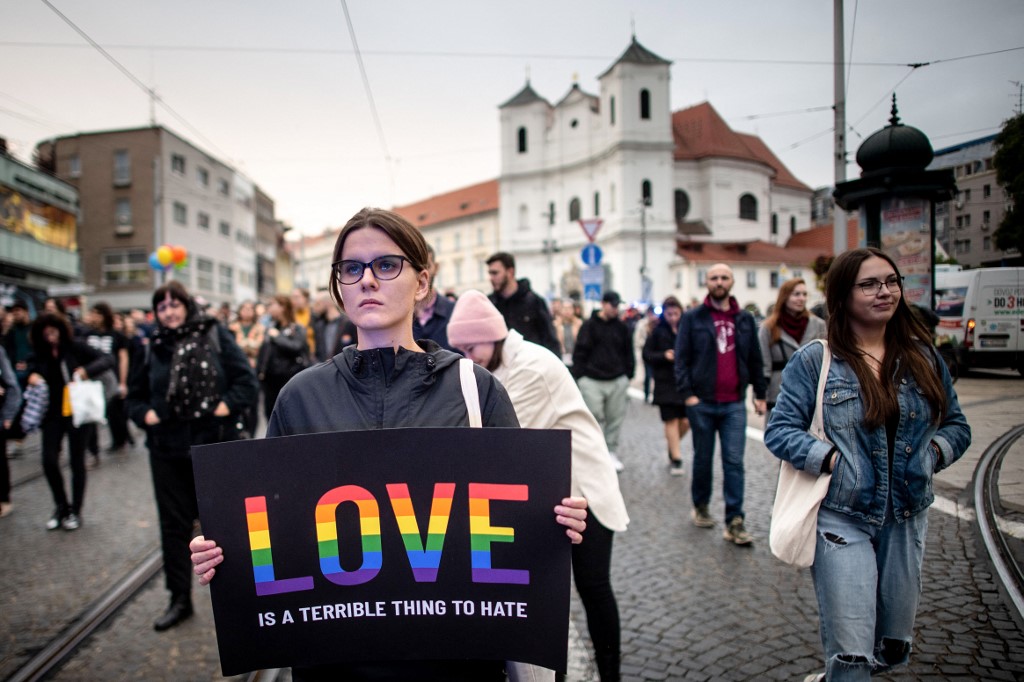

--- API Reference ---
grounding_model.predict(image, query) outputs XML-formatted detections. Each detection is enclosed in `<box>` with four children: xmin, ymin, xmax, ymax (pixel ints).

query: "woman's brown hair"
<box><xmin>764</xmin><ymin>277</ymin><xmax>809</xmax><ymax>343</ymax></box>
<box><xmin>271</xmin><ymin>295</ymin><xmax>295</xmax><ymax>326</ymax></box>
<box><xmin>825</xmin><ymin>248</ymin><xmax>945</xmax><ymax>428</ymax></box>
<box><xmin>329</xmin><ymin>208</ymin><xmax>429</xmax><ymax>312</ymax></box>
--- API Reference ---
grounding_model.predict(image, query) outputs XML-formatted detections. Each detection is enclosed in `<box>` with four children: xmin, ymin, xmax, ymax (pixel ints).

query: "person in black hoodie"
<box><xmin>572</xmin><ymin>291</ymin><xmax>635</xmax><ymax>472</ymax></box>
<box><xmin>27</xmin><ymin>312</ymin><xmax>114</xmax><ymax>531</ymax></box>
<box><xmin>486</xmin><ymin>251</ymin><xmax>560</xmax><ymax>355</ymax></box>
<box><xmin>127</xmin><ymin>280</ymin><xmax>258</xmax><ymax>632</ymax></box>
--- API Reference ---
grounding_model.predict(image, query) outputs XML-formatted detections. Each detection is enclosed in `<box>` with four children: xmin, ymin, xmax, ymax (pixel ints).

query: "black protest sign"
<box><xmin>192</xmin><ymin>427</ymin><xmax>572</xmax><ymax>675</ymax></box>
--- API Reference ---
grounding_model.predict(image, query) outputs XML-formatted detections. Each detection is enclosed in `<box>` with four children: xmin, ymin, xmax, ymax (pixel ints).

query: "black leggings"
<box><xmin>41</xmin><ymin>416</ymin><xmax>88</xmax><ymax>514</ymax></box>
<box><xmin>571</xmin><ymin>519</ymin><xmax>620</xmax><ymax>682</ymax></box>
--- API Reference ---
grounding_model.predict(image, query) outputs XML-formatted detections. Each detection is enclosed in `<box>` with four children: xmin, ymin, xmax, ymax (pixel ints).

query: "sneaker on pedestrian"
<box><xmin>723</xmin><ymin>516</ymin><xmax>753</xmax><ymax>545</ymax></box>
<box><xmin>608</xmin><ymin>452</ymin><xmax>625</xmax><ymax>473</ymax></box>
<box><xmin>46</xmin><ymin>510</ymin><xmax>64</xmax><ymax>531</ymax></box>
<box><xmin>669</xmin><ymin>459</ymin><xmax>685</xmax><ymax>476</ymax></box>
<box><xmin>62</xmin><ymin>512</ymin><xmax>81</xmax><ymax>531</ymax></box>
<box><xmin>0</xmin><ymin>502</ymin><xmax>13</xmax><ymax>517</ymax></box>
<box><xmin>691</xmin><ymin>505</ymin><xmax>714</xmax><ymax>528</ymax></box>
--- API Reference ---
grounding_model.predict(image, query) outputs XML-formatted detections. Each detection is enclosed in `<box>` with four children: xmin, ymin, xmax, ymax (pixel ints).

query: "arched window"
<box><xmin>610</xmin><ymin>96</ymin><xmax>616</xmax><ymax>125</ymax></box>
<box><xmin>739</xmin><ymin>193</ymin><xmax>757</xmax><ymax>221</ymax></box>
<box><xmin>569</xmin><ymin>197</ymin><xmax>581</xmax><ymax>222</ymax></box>
<box><xmin>642</xmin><ymin>180</ymin><xmax>652</xmax><ymax>206</ymax></box>
<box><xmin>517</xmin><ymin>127</ymin><xmax>527</xmax><ymax>154</ymax></box>
<box><xmin>640</xmin><ymin>89</ymin><xmax>651</xmax><ymax>120</ymax></box>
<box><xmin>771</xmin><ymin>213</ymin><xmax>778</xmax><ymax>235</ymax></box>
<box><xmin>674</xmin><ymin>189</ymin><xmax>690</xmax><ymax>222</ymax></box>
<box><xmin>790</xmin><ymin>216</ymin><xmax>797</xmax><ymax>235</ymax></box>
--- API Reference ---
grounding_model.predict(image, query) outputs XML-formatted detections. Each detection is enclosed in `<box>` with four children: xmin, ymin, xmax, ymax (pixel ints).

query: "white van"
<box><xmin>934</xmin><ymin>266</ymin><xmax>1024</xmax><ymax>375</ymax></box>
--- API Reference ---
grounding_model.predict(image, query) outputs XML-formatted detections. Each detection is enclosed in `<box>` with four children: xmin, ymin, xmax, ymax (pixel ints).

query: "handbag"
<box><xmin>68</xmin><ymin>379</ymin><xmax>107</xmax><ymax>427</ymax></box>
<box><xmin>97</xmin><ymin>368</ymin><xmax>120</xmax><ymax>401</ymax></box>
<box><xmin>768</xmin><ymin>339</ymin><xmax>833</xmax><ymax>568</ymax></box>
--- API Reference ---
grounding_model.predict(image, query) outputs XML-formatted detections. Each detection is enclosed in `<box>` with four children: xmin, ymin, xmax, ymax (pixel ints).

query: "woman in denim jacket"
<box><xmin>765</xmin><ymin>248</ymin><xmax>970</xmax><ymax>682</ymax></box>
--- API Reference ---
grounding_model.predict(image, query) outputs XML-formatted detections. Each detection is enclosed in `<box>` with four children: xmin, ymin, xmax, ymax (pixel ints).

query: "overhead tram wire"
<box><xmin>39</xmin><ymin>0</ymin><xmax>234</xmax><ymax>166</ymax></box>
<box><xmin>339</xmin><ymin>0</ymin><xmax>395</xmax><ymax>199</ymax></box>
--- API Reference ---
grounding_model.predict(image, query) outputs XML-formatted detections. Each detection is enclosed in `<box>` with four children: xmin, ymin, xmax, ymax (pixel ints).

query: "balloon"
<box><xmin>156</xmin><ymin>245</ymin><xmax>174</xmax><ymax>267</ymax></box>
<box><xmin>148</xmin><ymin>252</ymin><xmax>163</xmax><ymax>270</ymax></box>
<box><xmin>171</xmin><ymin>245</ymin><xmax>187</xmax><ymax>264</ymax></box>
<box><xmin>174</xmin><ymin>256</ymin><xmax>188</xmax><ymax>270</ymax></box>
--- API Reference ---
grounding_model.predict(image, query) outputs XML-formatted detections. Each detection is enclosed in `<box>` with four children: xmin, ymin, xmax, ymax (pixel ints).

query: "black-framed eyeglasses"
<box><xmin>332</xmin><ymin>255</ymin><xmax>410</xmax><ymax>285</ymax></box>
<box><xmin>855</xmin><ymin>275</ymin><xmax>903</xmax><ymax>296</ymax></box>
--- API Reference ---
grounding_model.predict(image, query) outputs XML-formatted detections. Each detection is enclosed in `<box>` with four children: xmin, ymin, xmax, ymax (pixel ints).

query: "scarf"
<box><xmin>778</xmin><ymin>308</ymin><xmax>809</xmax><ymax>344</ymax></box>
<box><xmin>157</xmin><ymin>316</ymin><xmax>222</xmax><ymax>420</ymax></box>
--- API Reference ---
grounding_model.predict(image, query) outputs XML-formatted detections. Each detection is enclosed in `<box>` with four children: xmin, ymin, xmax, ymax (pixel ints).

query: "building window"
<box><xmin>196</xmin><ymin>258</ymin><xmax>214</xmax><ymax>291</ymax></box>
<box><xmin>747</xmin><ymin>270</ymin><xmax>756</xmax><ymax>288</ymax></box>
<box><xmin>518</xmin><ymin>204</ymin><xmax>529</xmax><ymax>231</ymax></box>
<box><xmin>113</xmin><ymin>150</ymin><xmax>131</xmax><ymax>186</ymax></box>
<box><xmin>219</xmin><ymin>220</ymin><xmax>231</xmax><ymax>237</ymax></box>
<box><xmin>771</xmin><ymin>213</ymin><xmax>778</xmax><ymax>236</ymax></box>
<box><xmin>610</xmin><ymin>96</ymin><xmax>616</xmax><ymax>125</ymax></box>
<box><xmin>68</xmin><ymin>155</ymin><xmax>81</xmax><ymax>178</ymax></box>
<box><xmin>197</xmin><ymin>212</ymin><xmax>210</xmax><ymax>230</ymax></box>
<box><xmin>173</xmin><ymin>201</ymin><xmax>187</xmax><ymax>225</ymax></box>
<box><xmin>790</xmin><ymin>216</ymin><xmax>797</xmax><ymax>235</ymax></box>
<box><xmin>739</xmin><ymin>193</ymin><xmax>757</xmax><ymax>221</ymax></box>
<box><xmin>674</xmin><ymin>190</ymin><xmax>690</xmax><ymax>222</ymax></box>
<box><xmin>955</xmin><ymin>216</ymin><xmax>963</xmax><ymax>228</ymax></box>
<box><xmin>641</xmin><ymin>180</ymin><xmax>652</xmax><ymax>206</ymax></box>
<box><xmin>171</xmin><ymin>154</ymin><xmax>185</xmax><ymax>174</ymax></box>
<box><xmin>964</xmin><ymin>214</ymin><xmax>972</xmax><ymax>227</ymax></box>
<box><xmin>517</xmin><ymin>127</ymin><xmax>527</xmax><ymax>154</ymax></box>
<box><xmin>454</xmin><ymin>232</ymin><xmax>461</xmax><ymax>250</ymax></box>
<box><xmin>640</xmin><ymin>89</ymin><xmax>651</xmax><ymax>120</ymax></box>
<box><xmin>197</xmin><ymin>167</ymin><xmax>209</xmax><ymax>187</ymax></box>
<box><xmin>569</xmin><ymin>197</ymin><xmax>581</xmax><ymax>222</ymax></box>
<box><xmin>983</xmin><ymin>210</ymin><xmax>991</xmax><ymax>224</ymax></box>
<box><xmin>477</xmin><ymin>227</ymin><xmax>483</xmax><ymax>246</ymax></box>
<box><xmin>102</xmin><ymin>249</ymin><xmax>148</xmax><ymax>285</ymax></box>
<box><xmin>984</xmin><ymin>236</ymin><xmax>992</xmax><ymax>251</ymax></box>
<box><xmin>697</xmin><ymin>268</ymin><xmax>707</xmax><ymax>286</ymax></box>
<box><xmin>218</xmin><ymin>178</ymin><xmax>230</xmax><ymax>197</ymax></box>
<box><xmin>115</xmin><ymin>198</ymin><xmax>132</xmax><ymax>234</ymax></box>
<box><xmin>955</xmin><ymin>239</ymin><xmax>971</xmax><ymax>254</ymax></box>
<box><xmin>964</xmin><ymin>188</ymin><xmax>971</xmax><ymax>202</ymax></box>
<box><xmin>218</xmin><ymin>264</ymin><xmax>234</xmax><ymax>295</ymax></box>
<box><xmin>770</xmin><ymin>271</ymin><xmax>780</xmax><ymax>288</ymax></box>
<box><xmin>172</xmin><ymin>260</ymin><xmax>191</xmax><ymax>287</ymax></box>
<box><xmin>984</xmin><ymin>184</ymin><xmax>992</xmax><ymax>198</ymax></box>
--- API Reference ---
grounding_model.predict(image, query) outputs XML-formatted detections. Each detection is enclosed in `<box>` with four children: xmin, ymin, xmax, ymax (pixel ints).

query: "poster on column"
<box><xmin>878</xmin><ymin>196</ymin><xmax>932</xmax><ymax>307</ymax></box>
<box><xmin>192</xmin><ymin>427</ymin><xmax>572</xmax><ymax>675</ymax></box>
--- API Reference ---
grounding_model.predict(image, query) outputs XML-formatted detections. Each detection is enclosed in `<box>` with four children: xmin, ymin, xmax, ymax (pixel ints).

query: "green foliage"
<box><xmin>934</xmin><ymin>252</ymin><xmax>958</xmax><ymax>266</ymax></box>
<box><xmin>993</xmin><ymin>114</ymin><xmax>1024</xmax><ymax>254</ymax></box>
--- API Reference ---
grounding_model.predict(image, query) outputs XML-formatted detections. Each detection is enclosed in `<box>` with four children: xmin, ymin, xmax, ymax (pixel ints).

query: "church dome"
<box><xmin>856</xmin><ymin>96</ymin><xmax>933</xmax><ymax>174</ymax></box>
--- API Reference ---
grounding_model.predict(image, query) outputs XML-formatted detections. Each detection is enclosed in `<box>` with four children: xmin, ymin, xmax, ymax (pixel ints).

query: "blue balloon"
<box><xmin>149</xmin><ymin>252</ymin><xmax>164</xmax><ymax>270</ymax></box>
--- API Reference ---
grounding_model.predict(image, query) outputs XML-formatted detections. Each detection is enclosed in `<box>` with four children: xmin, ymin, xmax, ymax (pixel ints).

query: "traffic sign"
<box><xmin>584</xmin><ymin>283</ymin><xmax>602</xmax><ymax>301</ymax></box>
<box><xmin>580</xmin><ymin>243</ymin><xmax>603</xmax><ymax>266</ymax></box>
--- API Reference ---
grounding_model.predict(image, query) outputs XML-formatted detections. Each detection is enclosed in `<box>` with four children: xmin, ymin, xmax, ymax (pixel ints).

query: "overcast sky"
<box><xmin>3</xmin><ymin>0</ymin><xmax>1021</xmax><ymax>236</ymax></box>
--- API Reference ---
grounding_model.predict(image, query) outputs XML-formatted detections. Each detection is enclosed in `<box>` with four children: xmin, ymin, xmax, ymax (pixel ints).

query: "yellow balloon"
<box><xmin>156</xmin><ymin>245</ymin><xmax>174</xmax><ymax>266</ymax></box>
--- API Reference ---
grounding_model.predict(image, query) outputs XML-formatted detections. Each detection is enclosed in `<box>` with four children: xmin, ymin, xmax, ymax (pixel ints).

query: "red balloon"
<box><xmin>171</xmin><ymin>245</ymin><xmax>187</xmax><ymax>264</ymax></box>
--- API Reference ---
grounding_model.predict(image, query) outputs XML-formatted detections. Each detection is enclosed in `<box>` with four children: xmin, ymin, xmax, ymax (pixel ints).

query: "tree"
<box><xmin>993</xmin><ymin>113</ymin><xmax>1024</xmax><ymax>254</ymax></box>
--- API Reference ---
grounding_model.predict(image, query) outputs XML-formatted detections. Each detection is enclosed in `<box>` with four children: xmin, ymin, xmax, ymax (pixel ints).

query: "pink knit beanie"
<box><xmin>447</xmin><ymin>290</ymin><xmax>508</xmax><ymax>346</ymax></box>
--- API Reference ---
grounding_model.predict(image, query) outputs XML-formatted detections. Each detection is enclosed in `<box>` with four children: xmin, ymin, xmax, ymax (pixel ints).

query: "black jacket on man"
<box><xmin>571</xmin><ymin>310</ymin><xmax>635</xmax><ymax>381</ymax></box>
<box><xmin>673</xmin><ymin>301</ymin><xmax>766</xmax><ymax>404</ymax></box>
<box><xmin>488</xmin><ymin>278</ymin><xmax>560</xmax><ymax>355</ymax></box>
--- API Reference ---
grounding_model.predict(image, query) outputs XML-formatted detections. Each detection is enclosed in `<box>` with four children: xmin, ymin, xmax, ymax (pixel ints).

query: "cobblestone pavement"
<box><xmin>2</xmin><ymin>388</ymin><xmax>1024</xmax><ymax>680</ymax></box>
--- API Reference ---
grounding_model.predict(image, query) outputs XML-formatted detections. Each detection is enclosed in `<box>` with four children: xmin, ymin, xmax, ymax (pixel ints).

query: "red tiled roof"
<box><xmin>676</xmin><ymin>239</ymin><xmax>823</xmax><ymax>266</ymax></box>
<box><xmin>785</xmin><ymin>219</ymin><xmax>860</xmax><ymax>254</ymax></box>
<box><xmin>672</xmin><ymin>102</ymin><xmax>810</xmax><ymax>192</ymax></box>
<box><xmin>392</xmin><ymin>179</ymin><xmax>499</xmax><ymax>229</ymax></box>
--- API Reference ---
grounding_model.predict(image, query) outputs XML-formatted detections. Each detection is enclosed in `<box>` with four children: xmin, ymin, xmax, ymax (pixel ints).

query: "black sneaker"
<box><xmin>669</xmin><ymin>459</ymin><xmax>685</xmax><ymax>476</ymax></box>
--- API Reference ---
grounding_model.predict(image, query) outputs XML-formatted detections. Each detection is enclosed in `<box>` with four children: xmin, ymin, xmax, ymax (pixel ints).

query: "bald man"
<box><xmin>674</xmin><ymin>263</ymin><xmax>766</xmax><ymax>545</ymax></box>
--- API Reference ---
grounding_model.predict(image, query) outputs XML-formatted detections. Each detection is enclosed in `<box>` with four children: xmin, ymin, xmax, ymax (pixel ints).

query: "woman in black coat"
<box><xmin>127</xmin><ymin>280</ymin><xmax>258</xmax><ymax>632</ymax></box>
<box><xmin>27</xmin><ymin>312</ymin><xmax>114</xmax><ymax>531</ymax></box>
<box><xmin>642</xmin><ymin>296</ymin><xmax>690</xmax><ymax>475</ymax></box>
<box><xmin>256</xmin><ymin>294</ymin><xmax>310</xmax><ymax>420</ymax></box>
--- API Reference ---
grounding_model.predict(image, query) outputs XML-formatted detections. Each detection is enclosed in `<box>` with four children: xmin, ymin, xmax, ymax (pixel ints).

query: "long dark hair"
<box><xmin>271</xmin><ymin>294</ymin><xmax>296</xmax><ymax>326</ymax></box>
<box><xmin>90</xmin><ymin>302</ymin><xmax>115</xmax><ymax>332</ymax></box>
<box><xmin>764</xmin><ymin>278</ymin><xmax>808</xmax><ymax>343</ymax></box>
<box><xmin>30</xmin><ymin>312</ymin><xmax>73</xmax><ymax>358</ymax></box>
<box><xmin>825</xmin><ymin>248</ymin><xmax>945</xmax><ymax>428</ymax></box>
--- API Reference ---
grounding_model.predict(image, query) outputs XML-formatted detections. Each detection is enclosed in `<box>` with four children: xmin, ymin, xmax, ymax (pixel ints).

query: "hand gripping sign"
<box><xmin>192</xmin><ymin>427</ymin><xmax>572</xmax><ymax>675</ymax></box>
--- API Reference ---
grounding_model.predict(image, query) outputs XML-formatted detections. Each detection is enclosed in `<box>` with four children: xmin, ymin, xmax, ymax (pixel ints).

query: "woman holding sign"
<box><xmin>448</xmin><ymin>289</ymin><xmax>629</xmax><ymax>682</ymax></box>
<box><xmin>190</xmin><ymin>207</ymin><xmax>587</xmax><ymax>681</ymax></box>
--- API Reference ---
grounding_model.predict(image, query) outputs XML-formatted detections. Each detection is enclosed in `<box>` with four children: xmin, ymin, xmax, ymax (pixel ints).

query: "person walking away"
<box><xmin>189</xmin><ymin>207</ymin><xmax>587</xmax><ymax>679</ymax></box>
<box><xmin>674</xmin><ymin>263</ymin><xmax>766</xmax><ymax>544</ymax></box>
<box><xmin>634</xmin><ymin>306</ymin><xmax>658</xmax><ymax>403</ymax></box>
<box><xmin>573</xmin><ymin>291</ymin><xmax>635</xmax><ymax>473</ymax></box>
<box><xmin>764</xmin><ymin>248</ymin><xmax>970</xmax><ymax>681</ymax></box>
<box><xmin>643</xmin><ymin>296</ymin><xmax>690</xmax><ymax>475</ymax></box>
<box><xmin>449</xmin><ymin>290</ymin><xmax>629</xmax><ymax>681</ymax></box>
<box><xmin>554</xmin><ymin>298</ymin><xmax>582</xmax><ymax>366</ymax></box>
<box><xmin>413</xmin><ymin>244</ymin><xmax>457</xmax><ymax>351</ymax></box>
<box><xmin>485</xmin><ymin>251</ymin><xmax>561</xmax><ymax>355</ymax></box>
<box><xmin>126</xmin><ymin>280</ymin><xmax>258</xmax><ymax>631</ymax></box>
<box><xmin>256</xmin><ymin>295</ymin><xmax>311</xmax><ymax>420</ymax></box>
<box><xmin>0</xmin><ymin>346</ymin><xmax>22</xmax><ymax>517</ymax></box>
<box><xmin>82</xmin><ymin>302</ymin><xmax>132</xmax><ymax>459</ymax></box>
<box><xmin>758</xmin><ymin>278</ymin><xmax>826</xmax><ymax>424</ymax></box>
<box><xmin>229</xmin><ymin>300</ymin><xmax>265</xmax><ymax>436</ymax></box>
<box><xmin>27</xmin><ymin>313</ymin><xmax>114</xmax><ymax>531</ymax></box>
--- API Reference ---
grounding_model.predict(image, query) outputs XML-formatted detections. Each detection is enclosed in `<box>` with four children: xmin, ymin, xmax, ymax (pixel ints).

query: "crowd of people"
<box><xmin>0</xmin><ymin>208</ymin><xmax>971</xmax><ymax>680</ymax></box>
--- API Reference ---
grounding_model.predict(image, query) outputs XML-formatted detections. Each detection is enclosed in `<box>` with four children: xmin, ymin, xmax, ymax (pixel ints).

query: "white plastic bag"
<box><xmin>69</xmin><ymin>379</ymin><xmax>106</xmax><ymax>427</ymax></box>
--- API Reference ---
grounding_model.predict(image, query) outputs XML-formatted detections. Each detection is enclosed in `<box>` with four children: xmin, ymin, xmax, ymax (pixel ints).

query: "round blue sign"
<box><xmin>581</xmin><ymin>244</ymin><xmax>603</xmax><ymax>266</ymax></box>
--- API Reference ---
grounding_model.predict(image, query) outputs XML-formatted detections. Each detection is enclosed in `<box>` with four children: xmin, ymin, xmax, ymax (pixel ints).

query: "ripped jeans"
<box><xmin>810</xmin><ymin>504</ymin><xmax>927</xmax><ymax>681</ymax></box>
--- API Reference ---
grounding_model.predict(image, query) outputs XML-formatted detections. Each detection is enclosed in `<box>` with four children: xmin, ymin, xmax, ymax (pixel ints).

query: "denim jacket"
<box><xmin>764</xmin><ymin>340</ymin><xmax>971</xmax><ymax>526</ymax></box>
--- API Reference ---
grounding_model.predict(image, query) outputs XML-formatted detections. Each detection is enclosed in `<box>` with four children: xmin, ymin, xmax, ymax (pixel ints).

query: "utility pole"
<box><xmin>833</xmin><ymin>0</ymin><xmax>848</xmax><ymax>257</ymax></box>
<box><xmin>639</xmin><ymin>196</ymin><xmax>651</xmax><ymax>304</ymax></box>
<box><xmin>541</xmin><ymin>204</ymin><xmax>557</xmax><ymax>300</ymax></box>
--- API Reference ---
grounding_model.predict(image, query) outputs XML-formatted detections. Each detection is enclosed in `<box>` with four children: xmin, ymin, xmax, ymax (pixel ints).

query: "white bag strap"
<box><xmin>459</xmin><ymin>358</ymin><xmax>482</xmax><ymax>428</ymax></box>
<box><xmin>810</xmin><ymin>339</ymin><xmax>831</xmax><ymax>441</ymax></box>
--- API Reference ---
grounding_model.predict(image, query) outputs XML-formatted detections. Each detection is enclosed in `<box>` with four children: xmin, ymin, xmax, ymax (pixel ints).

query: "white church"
<box><xmin>392</xmin><ymin>37</ymin><xmax>819</xmax><ymax>313</ymax></box>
